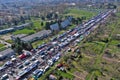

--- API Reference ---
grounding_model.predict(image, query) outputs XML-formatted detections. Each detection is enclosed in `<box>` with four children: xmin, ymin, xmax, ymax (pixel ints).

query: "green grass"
<box><xmin>81</xmin><ymin>41</ymin><xmax>105</xmax><ymax>55</ymax></box>
<box><xmin>32</xmin><ymin>37</ymin><xmax>50</xmax><ymax>48</ymax></box>
<box><xmin>5</xmin><ymin>39</ymin><xmax>13</xmax><ymax>44</ymax></box>
<box><xmin>0</xmin><ymin>43</ymin><xmax>4</xmax><ymax>48</ymax></box>
<box><xmin>0</xmin><ymin>46</ymin><xmax>6</xmax><ymax>51</ymax></box>
<box><xmin>69</xmin><ymin>24</ymin><xmax>76</xmax><ymax>29</ymax></box>
<box><xmin>65</xmin><ymin>8</ymin><xmax>97</xmax><ymax>19</ymax></box>
<box><xmin>32</xmin><ymin>40</ymin><xmax>45</xmax><ymax>48</ymax></box>
<box><xmin>56</xmin><ymin>70</ymin><xmax>74</xmax><ymax>79</ymax></box>
<box><xmin>0</xmin><ymin>44</ymin><xmax>6</xmax><ymax>51</ymax></box>
<box><xmin>13</xmin><ymin>29</ymin><xmax>36</xmax><ymax>35</ymax></box>
<box><xmin>31</xmin><ymin>18</ymin><xmax>45</xmax><ymax>30</ymax></box>
<box><xmin>107</xmin><ymin>41</ymin><xmax>120</xmax><ymax>54</ymax></box>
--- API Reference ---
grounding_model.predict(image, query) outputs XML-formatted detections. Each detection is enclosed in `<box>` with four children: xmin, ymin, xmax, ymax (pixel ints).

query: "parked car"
<box><xmin>48</xmin><ymin>60</ymin><xmax>53</xmax><ymax>66</ymax></box>
<box><xmin>18</xmin><ymin>54</ymin><xmax>27</xmax><ymax>60</ymax></box>
<box><xmin>31</xmin><ymin>57</ymin><xmax>36</xmax><ymax>61</ymax></box>
<box><xmin>43</xmin><ymin>65</ymin><xmax>50</xmax><ymax>72</ymax></box>
<box><xmin>33</xmin><ymin>69</ymin><xmax>41</xmax><ymax>76</ymax></box>
<box><xmin>18</xmin><ymin>65</ymin><xmax>24</xmax><ymax>69</ymax></box>
<box><xmin>36</xmin><ymin>70</ymin><xmax>43</xmax><ymax>78</ymax></box>
<box><xmin>24</xmin><ymin>60</ymin><xmax>30</xmax><ymax>65</ymax></box>
<box><xmin>1</xmin><ymin>74</ymin><xmax>9</xmax><ymax>80</ymax></box>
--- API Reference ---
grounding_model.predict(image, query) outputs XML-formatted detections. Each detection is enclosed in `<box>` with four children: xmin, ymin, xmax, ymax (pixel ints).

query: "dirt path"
<box><xmin>103</xmin><ymin>56</ymin><xmax>120</xmax><ymax>63</ymax></box>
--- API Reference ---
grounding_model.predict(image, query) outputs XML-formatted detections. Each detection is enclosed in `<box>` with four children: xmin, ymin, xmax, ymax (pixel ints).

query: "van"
<box><xmin>1</xmin><ymin>74</ymin><xmax>9</xmax><ymax>80</ymax></box>
<box><xmin>44</xmin><ymin>66</ymin><xmax>49</xmax><ymax>72</ymax></box>
<box><xmin>33</xmin><ymin>69</ymin><xmax>41</xmax><ymax>76</ymax></box>
<box><xmin>18</xmin><ymin>65</ymin><xmax>23</xmax><ymax>69</ymax></box>
<box><xmin>24</xmin><ymin>60</ymin><xmax>30</xmax><ymax>65</ymax></box>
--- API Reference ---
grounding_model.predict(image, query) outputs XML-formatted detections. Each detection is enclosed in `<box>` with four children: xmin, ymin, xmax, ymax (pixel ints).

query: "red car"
<box><xmin>18</xmin><ymin>54</ymin><xmax>26</xmax><ymax>59</ymax></box>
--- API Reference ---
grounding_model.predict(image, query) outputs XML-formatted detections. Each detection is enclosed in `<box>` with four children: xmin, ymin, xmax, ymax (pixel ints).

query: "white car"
<box><xmin>1</xmin><ymin>74</ymin><xmax>9</xmax><ymax>80</ymax></box>
<box><xmin>43</xmin><ymin>65</ymin><xmax>50</xmax><ymax>72</ymax></box>
<box><xmin>48</xmin><ymin>60</ymin><xmax>53</xmax><ymax>66</ymax></box>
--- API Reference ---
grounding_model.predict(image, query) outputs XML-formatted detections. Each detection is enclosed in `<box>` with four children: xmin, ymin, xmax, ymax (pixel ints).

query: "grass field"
<box><xmin>64</xmin><ymin>8</ymin><xmax>97</xmax><ymax>19</ymax></box>
<box><xmin>31</xmin><ymin>18</ymin><xmax>45</xmax><ymax>30</ymax></box>
<box><xmin>0</xmin><ymin>43</ymin><xmax>4</xmax><ymax>48</ymax></box>
<box><xmin>5</xmin><ymin>39</ymin><xmax>13</xmax><ymax>44</ymax></box>
<box><xmin>84</xmin><ymin>10</ymin><xmax>120</xmax><ymax>80</ymax></box>
<box><xmin>13</xmin><ymin>29</ymin><xmax>36</xmax><ymax>35</ymax></box>
<box><xmin>32</xmin><ymin>39</ymin><xmax>49</xmax><ymax>48</ymax></box>
<box><xmin>0</xmin><ymin>46</ymin><xmax>6</xmax><ymax>52</ymax></box>
<box><xmin>0</xmin><ymin>43</ymin><xmax>6</xmax><ymax>51</ymax></box>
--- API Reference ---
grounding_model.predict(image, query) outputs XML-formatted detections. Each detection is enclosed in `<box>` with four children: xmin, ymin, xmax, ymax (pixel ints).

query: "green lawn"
<box><xmin>32</xmin><ymin>37</ymin><xmax>50</xmax><ymax>48</ymax></box>
<box><xmin>0</xmin><ymin>43</ymin><xmax>4</xmax><ymax>48</ymax></box>
<box><xmin>0</xmin><ymin>46</ymin><xmax>6</xmax><ymax>51</ymax></box>
<box><xmin>65</xmin><ymin>8</ymin><xmax>97</xmax><ymax>19</ymax></box>
<box><xmin>32</xmin><ymin>40</ymin><xmax>45</xmax><ymax>48</ymax></box>
<box><xmin>31</xmin><ymin>18</ymin><xmax>45</xmax><ymax>30</ymax></box>
<box><xmin>56</xmin><ymin>69</ymin><xmax>74</xmax><ymax>79</ymax></box>
<box><xmin>13</xmin><ymin>29</ymin><xmax>36</xmax><ymax>35</ymax></box>
<box><xmin>5</xmin><ymin>39</ymin><xmax>13</xmax><ymax>44</ymax></box>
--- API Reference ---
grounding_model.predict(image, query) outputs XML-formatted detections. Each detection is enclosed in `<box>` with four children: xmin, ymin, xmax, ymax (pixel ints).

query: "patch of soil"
<box><xmin>74</xmin><ymin>71</ymin><xmax>88</xmax><ymax>80</ymax></box>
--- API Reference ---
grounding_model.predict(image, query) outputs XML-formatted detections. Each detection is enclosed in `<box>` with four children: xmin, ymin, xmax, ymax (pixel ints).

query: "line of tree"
<box><xmin>72</xmin><ymin>16</ymin><xmax>86</xmax><ymax>25</ymax></box>
<box><xmin>41</xmin><ymin>12</ymin><xmax>59</xmax><ymax>21</ymax></box>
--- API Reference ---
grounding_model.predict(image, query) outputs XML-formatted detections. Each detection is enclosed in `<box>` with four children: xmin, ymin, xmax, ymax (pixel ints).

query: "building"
<box><xmin>21</xmin><ymin>30</ymin><xmax>52</xmax><ymax>42</ymax></box>
<box><xmin>11</xmin><ymin>34</ymin><xmax>27</xmax><ymax>41</ymax></box>
<box><xmin>67</xmin><ymin>16</ymin><xmax>73</xmax><ymax>22</ymax></box>
<box><xmin>14</xmin><ymin>23</ymin><xmax>31</xmax><ymax>30</ymax></box>
<box><xmin>0</xmin><ymin>48</ymin><xmax>15</xmax><ymax>61</ymax></box>
<box><xmin>0</xmin><ymin>23</ymin><xmax>31</xmax><ymax>35</ymax></box>
<box><xmin>61</xmin><ymin>19</ymin><xmax>71</xmax><ymax>28</ymax></box>
<box><xmin>0</xmin><ymin>28</ymin><xmax>15</xmax><ymax>35</ymax></box>
<box><xmin>60</xmin><ymin>16</ymin><xmax>72</xmax><ymax>29</ymax></box>
<box><xmin>50</xmin><ymin>23</ymin><xmax>59</xmax><ymax>31</ymax></box>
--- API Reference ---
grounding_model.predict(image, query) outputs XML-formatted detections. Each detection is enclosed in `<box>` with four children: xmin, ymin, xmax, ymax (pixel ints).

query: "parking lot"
<box><xmin>0</xmin><ymin>10</ymin><xmax>113</xmax><ymax>80</ymax></box>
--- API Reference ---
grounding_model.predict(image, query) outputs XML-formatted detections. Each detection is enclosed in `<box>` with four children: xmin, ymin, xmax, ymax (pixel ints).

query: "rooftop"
<box><xmin>21</xmin><ymin>30</ymin><xmax>52</xmax><ymax>42</ymax></box>
<box><xmin>0</xmin><ymin>48</ymin><xmax>15</xmax><ymax>57</ymax></box>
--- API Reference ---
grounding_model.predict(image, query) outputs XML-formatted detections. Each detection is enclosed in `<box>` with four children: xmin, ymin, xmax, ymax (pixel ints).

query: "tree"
<box><xmin>11</xmin><ymin>38</ymin><xmax>23</xmax><ymax>54</ymax></box>
<box><xmin>28</xmin><ymin>16</ymin><xmax>31</xmax><ymax>20</ymax></box>
<box><xmin>20</xmin><ymin>16</ymin><xmax>25</xmax><ymax>23</ymax></box>
<box><xmin>41</xmin><ymin>16</ymin><xmax>45</xmax><ymax>20</ymax></box>
<box><xmin>45</xmin><ymin>22</ymin><xmax>50</xmax><ymax>30</ymax></box>
<box><xmin>117</xmin><ymin>44</ymin><xmax>120</xmax><ymax>48</ymax></box>
<box><xmin>41</xmin><ymin>22</ymin><xmax>44</xmax><ymax>26</ymax></box>
<box><xmin>54</xmin><ymin>13</ymin><xmax>58</xmax><ymax>19</ymax></box>
<box><xmin>77</xmin><ymin>17</ymin><xmax>82</xmax><ymax>23</ymax></box>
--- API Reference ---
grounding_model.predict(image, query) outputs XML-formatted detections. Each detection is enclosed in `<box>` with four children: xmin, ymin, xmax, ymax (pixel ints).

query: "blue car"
<box><xmin>36</xmin><ymin>71</ymin><xmax>43</xmax><ymax>78</ymax></box>
<box><xmin>33</xmin><ymin>69</ymin><xmax>41</xmax><ymax>76</ymax></box>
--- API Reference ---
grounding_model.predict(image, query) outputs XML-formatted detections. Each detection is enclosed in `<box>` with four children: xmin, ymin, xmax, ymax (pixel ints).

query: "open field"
<box><xmin>64</xmin><ymin>8</ymin><xmax>98</xmax><ymax>19</ymax></box>
<box><xmin>0</xmin><ymin>46</ymin><xmax>6</xmax><ymax>51</ymax></box>
<box><xmin>13</xmin><ymin>29</ymin><xmax>36</xmax><ymax>35</ymax></box>
<box><xmin>31</xmin><ymin>18</ymin><xmax>45</xmax><ymax>30</ymax></box>
<box><xmin>83</xmin><ymin>11</ymin><xmax>120</xmax><ymax>80</ymax></box>
<box><xmin>0</xmin><ymin>43</ymin><xmax>4</xmax><ymax>47</ymax></box>
<box><xmin>0</xmin><ymin>43</ymin><xmax>7</xmax><ymax>51</ymax></box>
